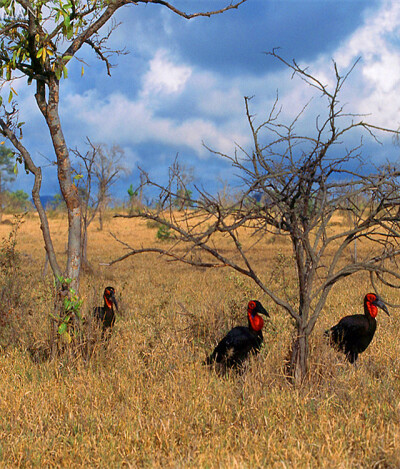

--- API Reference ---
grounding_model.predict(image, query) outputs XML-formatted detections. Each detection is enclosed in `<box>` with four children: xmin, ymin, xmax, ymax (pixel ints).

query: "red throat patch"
<box><xmin>248</xmin><ymin>313</ymin><xmax>264</xmax><ymax>332</ymax></box>
<box><xmin>105</xmin><ymin>297</ymin><xmax>113</xmax><ymax>309</ymax></box>
<box><xmin>367</xmin><ymin>303</ymin><xmax>378</xmax><ymax>318</ymax></box>
<box><xmin>366</xmin><ymin>294</ymin><xmax>378</xmax><ymax>318</ymax></box>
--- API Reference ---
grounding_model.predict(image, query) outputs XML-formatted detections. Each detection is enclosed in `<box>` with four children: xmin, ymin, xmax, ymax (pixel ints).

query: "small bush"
<box><xmin>156</xmin><ymin>224</ymin><xmax>171</xmax><ymax>241</ymax></box>
<box><xmin>0</xmin><ymin>215</ymin><xmax>29</xmax><ymax>348</ymax></box>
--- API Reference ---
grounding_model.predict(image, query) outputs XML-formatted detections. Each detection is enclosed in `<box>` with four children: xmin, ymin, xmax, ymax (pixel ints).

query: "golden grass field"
<box><xmin>0</xmin><ymin>212</ymin><xmax>400</xmax><ymax>468</ymax></box>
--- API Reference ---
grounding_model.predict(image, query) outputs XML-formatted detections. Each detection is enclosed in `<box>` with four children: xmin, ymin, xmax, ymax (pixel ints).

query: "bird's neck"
<box><xmin>248</xmin><ymin>313</ymin><xmax>263</xmax><ymax>332</ymax></box>
<box><xmin>365</xmin><ymin>302</ymin><xmax>378</xmax><ymax>318</ymax></box>
<box><xmin>104</xmin><ymin>298</ymin><xmax>113</xmax><ymax>310</ymax></box>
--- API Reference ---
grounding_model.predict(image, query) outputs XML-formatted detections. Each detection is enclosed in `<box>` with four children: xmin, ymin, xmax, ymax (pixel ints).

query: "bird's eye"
<box><xmin>248</xmin><ymin>301</ymin><xmax>256</xmax><ymax>310</ymax></box>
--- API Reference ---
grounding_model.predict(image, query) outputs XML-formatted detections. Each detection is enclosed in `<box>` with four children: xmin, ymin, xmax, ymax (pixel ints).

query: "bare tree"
<box><xmin>0</xmin><ymin>1</ymin><xmax>246</xmax><ymax>357</ymax></box>
<box><xmin>127</xmin><ymin>173</ymin><xmax>146</xmax><ymax>215</ymax></box>
<box><xmin>94</xmin><ymin>143</ymin><xmax>127</xmax><ymax>231</ymax></box>
<box><xmin>169</xmin><ymin>159</ymin><xmax>194</xmax><ymax>211</ymax></box>
<box><xmin>0</xmin><ymin>0</ymin><xmax>247</xmax><ymax>296</ymax></box>
<box><xmin>111</xmin><ymin>53</ymin><xmax>400</xmax><ymax>384</ymax></box>
<box><xmin>72</xmin><ymin>139</ymin><xmax>128</xmax><ymax>269</ymax></box>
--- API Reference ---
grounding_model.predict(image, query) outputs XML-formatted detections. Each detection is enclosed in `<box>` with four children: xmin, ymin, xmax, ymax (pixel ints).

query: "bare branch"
<box><xmin>108</xmin><ymin>50</ymin><xmax>400</xmax><ymax>381</ymax></box>
<box><xmin>132</xmin><ymin>0</ymin><xmax>248</xmax><ymax>19</ymax></box>
<box><xmin>0</xmin><ymin>112</ymin><xmax>62</xmax><ymax>278</ymax></box>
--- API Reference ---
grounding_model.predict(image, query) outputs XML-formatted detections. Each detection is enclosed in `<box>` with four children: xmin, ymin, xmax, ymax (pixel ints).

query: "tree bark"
<box><xmin>80</xmin><ymin>221</ymin><xmax>93</xmax><ymax>272</ymax></box>
<box><xmin>287</xmin><ymin>327</ymin><xmax>309</xmax><ymax>386</ymax></box>
<box><xmin>99</xmin><ymin>204</ymin><xmax>104</xmax><ymax>231</ymax></box>
<box><xmin>35</xmin><ymin>79</ymin><xmax>81</xmax><ymax>291</ymax></box>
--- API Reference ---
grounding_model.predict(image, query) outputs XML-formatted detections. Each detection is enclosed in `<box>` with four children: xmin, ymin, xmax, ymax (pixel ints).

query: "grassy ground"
<box><xmin>0</xmin><ymin>213</ymin><xmax>399</xmax><ymax>468</ymax></box>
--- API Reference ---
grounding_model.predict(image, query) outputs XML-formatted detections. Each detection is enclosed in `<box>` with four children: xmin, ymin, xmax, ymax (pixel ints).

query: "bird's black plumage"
<box><xmin>94</xmin><ymin>286</ymin><xmax>118</xmax><ymax>337</ymax></box>
<box><xmin>325</xmin><ymin>293</ymin><xmax>389</xmax><ymax>363</ymax></box>
<box><xmin>205</xmin><ymin>300</ymin><xmax>270</xmax><ymax>370</ymax></box>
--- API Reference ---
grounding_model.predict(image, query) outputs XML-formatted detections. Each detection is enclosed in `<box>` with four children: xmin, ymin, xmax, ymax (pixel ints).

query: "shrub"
<box><xmin>156</xmin><ymin>224</ymin><xmax>171</xmax><ymax>241</ymax></box>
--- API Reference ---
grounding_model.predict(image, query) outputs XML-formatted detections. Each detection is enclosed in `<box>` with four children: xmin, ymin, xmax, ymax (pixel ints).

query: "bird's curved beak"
<box><xmin>257</xmin><ymin>303</ymin><xmax>270</xmax><ymax>318</ymax></box>
<box><xmin>111</xmin><ymin>292</ymin><xmax>119</xmax><ymax>311</ymax></box>
<box><xmin>374</xmin><ymin>296</ymin><xmax>389</xmax><ymax>316</ymax></box>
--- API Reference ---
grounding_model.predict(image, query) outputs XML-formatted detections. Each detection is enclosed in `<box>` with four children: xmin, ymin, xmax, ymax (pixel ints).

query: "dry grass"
<box><xmin>0</xmin><ymin>213</ymin><xmax>399</xmax><ymax>468</ymax></box>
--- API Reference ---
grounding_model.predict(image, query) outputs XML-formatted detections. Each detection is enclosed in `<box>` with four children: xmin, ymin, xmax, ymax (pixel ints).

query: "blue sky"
<box><xmin>3</xmin><ymin>0</ymin><xmax>400</xmax><ymax>202</ymax></box>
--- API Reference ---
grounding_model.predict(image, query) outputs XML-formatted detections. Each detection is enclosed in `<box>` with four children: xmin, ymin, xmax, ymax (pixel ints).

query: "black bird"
<box><xmin>94</xmin><ymin>287</ymin><xmax>118</xmax><ymax>337</ymax></box>
<box><xmin>205</xmin><ymin>300</ymin><xmax>270</xmax><ymax>370</ymax></box>
<box><xmin>324</xmin><ymin>293</ymin><xmax>389</xmax><ymax>363</ymax></box>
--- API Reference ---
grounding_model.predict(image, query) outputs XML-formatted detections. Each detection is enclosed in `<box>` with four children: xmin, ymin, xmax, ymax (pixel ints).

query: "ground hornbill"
<box><xmin>94</xmin><ymin>287</ymin><xmax>118</xmax><ymax>337</ymax></box>
<box><xmin>325</xmin><ymin>293</ymin><xmax>389</xmax><ymax>363</ymax></box>
<box><xmin>205</xmin><ymin>300</ymin><xmax>270</xmax><ymax>370</ymax></box>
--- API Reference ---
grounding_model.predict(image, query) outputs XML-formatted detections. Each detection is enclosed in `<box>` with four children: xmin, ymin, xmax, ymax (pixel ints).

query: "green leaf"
<box><xmin>13</xmin><ymin>162</ymin><xmax>18</xmax><ymax>175</ymax></box>
<box><xmin>63</xmin><ymin>14</ymin><xmax>71</xmax><ymax>30</ymax></box>
<box><xmin>58</xmin><ymin>322</ymin><xmax>67</xmax><ymax>335</ymax></box>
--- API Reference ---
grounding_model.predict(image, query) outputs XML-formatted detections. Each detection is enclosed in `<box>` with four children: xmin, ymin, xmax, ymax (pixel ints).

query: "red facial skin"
<box><xmin>247</xmin><ymin>301</ymin><xmax>264</xmax><ymax>332</ymax></box>
<box><xmin>104</xmin><ymin>289</ymin><xmax>114</xmax><ymax>309</ymax></box>
<box><xmin>365</xmin><ymin>293</ymin><xmax>378</xmax><ymax>318</ymax></box>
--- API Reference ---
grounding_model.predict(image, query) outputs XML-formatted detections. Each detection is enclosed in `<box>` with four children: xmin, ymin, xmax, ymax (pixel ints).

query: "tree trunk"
<box><xmin>287</xmin><ymin>328</ymin><xmax>309</xmax><ymax>385</ymax></box>
<box><xmin>35</xmin><ymin>79</ymin><xmax>81</xmax><ymax>292</ymax></box>
<box><xmin>99</xmin><ymin>203</ymin><xmax>104</xmax><ymax>231</ymax></box>
<box><xmin>80</xmin><ymin>222</ymin><xmax>93</xmax><ymax>272</ymax></box>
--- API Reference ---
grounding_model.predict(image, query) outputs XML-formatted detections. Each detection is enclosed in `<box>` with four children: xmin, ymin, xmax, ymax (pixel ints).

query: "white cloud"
<box><xmin>240</xmin><ymin>0</ymin><xmax>400</xmax><ymax>139</ymax></box>
<box><xmin>191</xmin><ymin>71</ymin><xmax>244</xmax><ymax>118</ymax></box>
<box><xmin>62</xmin><ymin>90</ymin><xmax>243</xmax><ymax>158</ymax></box>
<box><xmin>316</xmin><ymin>0</ymin><xmax>400</xmax><ymax>129</ymax></box>
<box><xmin>141</xmin><ymin>49</ymin><xmax>192</xmax><ymax>97</ymax></box>
<box><xmin>12</xmin><ymin>0</ymin><xmax>400</xmax><ymax>186</ymax></box>
<box><xmin>56</xmin><ymin>47</ymin><xmax>251</xmax><ymax>160</ymax></box>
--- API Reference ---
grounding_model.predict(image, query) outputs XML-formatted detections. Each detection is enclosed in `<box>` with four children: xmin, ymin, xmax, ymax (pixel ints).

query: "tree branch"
<box><xmin>0</xmin><ymin>114</ymin><xmax>62</xmax><ymax>278</ymax></box>
<box><xmin>132</xmin><ymin>0</ymin><xmax>248</xmax><ymax>19</ymax></box>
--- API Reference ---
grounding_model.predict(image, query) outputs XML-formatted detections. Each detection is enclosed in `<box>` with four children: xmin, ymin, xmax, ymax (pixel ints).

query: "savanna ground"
<box><xmin>0</xmin><ymin>211</ymin><xmax>399</xmax><ymax>468</ymax></box>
